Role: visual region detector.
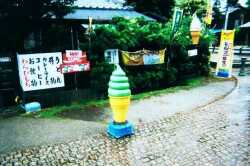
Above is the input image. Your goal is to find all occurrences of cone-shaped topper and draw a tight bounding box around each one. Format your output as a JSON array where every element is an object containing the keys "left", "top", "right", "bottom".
[
  {"left": 108, "top": 65, "right": 131, "bottom": 97},
  {"left": 190, "top": 14, "right": 202, "bottom": 32}
]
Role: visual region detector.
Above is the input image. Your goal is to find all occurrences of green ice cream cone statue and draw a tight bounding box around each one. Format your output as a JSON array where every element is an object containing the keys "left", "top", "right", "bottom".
[{"left": 107, "top": 64, "right": 134, "bottom": 138}]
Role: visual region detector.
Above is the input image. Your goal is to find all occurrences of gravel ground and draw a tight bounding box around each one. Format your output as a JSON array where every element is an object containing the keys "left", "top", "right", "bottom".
[
  {"left": 0, "top": 74, "right": 249, "bottom": 165},
  {"left": 0, "top": 118, "right": 106, "bottom": 154},
  {"left": 0, "top": 77, "right": 236, "bottom": 155},
  {"left": 126, "top": 80, "right": 236, "bottom": 123}
]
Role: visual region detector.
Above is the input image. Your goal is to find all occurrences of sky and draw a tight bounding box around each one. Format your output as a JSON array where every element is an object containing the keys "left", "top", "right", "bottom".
[
  {"left": 238, "top": 0, "right": 247, "bottom": 7},
  {"left": 212, "top": 0, "right": 247, "bottom": 8}
]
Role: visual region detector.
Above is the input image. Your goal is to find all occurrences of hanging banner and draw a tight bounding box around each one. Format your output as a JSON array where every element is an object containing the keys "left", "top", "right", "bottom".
[
  {"left": 121, "top": 49, "right": 165, "bottom": 66},
  {"left": 204, "top": 0, "right": 212, "bottom": 25},
  {"left": 122, "top": 50, "right": 144, "bottom": 66},
  {"left": 143, "top": 49, "right": 165, "bottom": 65},
  {"left": 61, "top": 50, "right": 90, "bottom": 73},
  {"left": 104, "top": 49, "right": 119, "bottom": 64},
  {"left": 172, "top": 7, "right": 183, "bottom": 34},
  {"left": 216, "top": 30, "right": 235, "bottom": 78},
  {"left": 17, "top": 52, "right": 65, "bottom": 91}
]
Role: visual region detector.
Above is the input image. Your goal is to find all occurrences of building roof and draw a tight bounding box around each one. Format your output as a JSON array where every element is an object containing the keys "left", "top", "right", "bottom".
[
  {"left": 63, "top": 0, "right": 154, "bottom": 23},
  {"left": 63, "top": 8, "right": 154, "bottom": 22},
  {"left": 74, "top": 0, "right": 130, "bottom": 9},
  {"left": 240, "top": 22, "right": 250, "bottom": 28}
]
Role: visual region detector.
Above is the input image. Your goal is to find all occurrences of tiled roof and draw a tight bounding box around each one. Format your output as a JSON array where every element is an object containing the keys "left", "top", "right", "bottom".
[
  {"left": 74, "top": 0, "right": 131, "bottom": 10},
  {"left": 64, "top": 8, "right": 154, "bottom": 22}
]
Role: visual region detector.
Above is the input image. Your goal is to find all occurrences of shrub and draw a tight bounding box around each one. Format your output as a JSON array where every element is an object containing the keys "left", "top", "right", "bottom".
[{"left": 80, "top": 17, "right": 213, "bottom": 96}]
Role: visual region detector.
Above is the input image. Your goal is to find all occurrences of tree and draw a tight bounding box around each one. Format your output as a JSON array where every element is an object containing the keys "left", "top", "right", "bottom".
[
  {"left": 227, "top": 0, "right": 239, "bottom": 6},
  {"left": 176, "top": 0, "right": 207, "bottom": 17},
  {"left": 125, "top": 0, "right": 175, "bottom": 22},
  {"left": 214, "top": 0, "right": 221, "bottom": 9},
  {"left": 0, "top": 0, "right": 75, "bottom": 52},
  {"left": 212, "top": 0, "right": 224, "bottom": 29},
  {"left": 246, "top": 0, "right": 250, "bottom": 8}
]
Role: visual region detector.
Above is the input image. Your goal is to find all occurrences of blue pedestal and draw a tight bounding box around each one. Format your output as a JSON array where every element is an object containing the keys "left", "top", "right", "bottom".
[
  {"left": 24, "top": 102, "right": 41, "bottom": 113},
  {"left": 216, "top": 71, "right": 229, "bottom": 78},
  {"left": 107, "top": 121, "right": 134, "bottom": 139}
]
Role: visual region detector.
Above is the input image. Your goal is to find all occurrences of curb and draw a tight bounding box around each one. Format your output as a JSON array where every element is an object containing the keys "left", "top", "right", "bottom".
[{"left": 193, "top": 75, "right": 238, "bottom": 111}]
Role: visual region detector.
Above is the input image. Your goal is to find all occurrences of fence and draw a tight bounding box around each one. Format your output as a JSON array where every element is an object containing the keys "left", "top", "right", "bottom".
[{"left": 209, "top": 46, "right": 250, "bottom": 66}]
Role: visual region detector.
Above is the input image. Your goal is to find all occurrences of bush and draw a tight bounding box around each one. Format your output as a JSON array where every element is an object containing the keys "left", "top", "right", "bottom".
[{"left": 80, "top": 17, "right": 213, "bottom": 96}]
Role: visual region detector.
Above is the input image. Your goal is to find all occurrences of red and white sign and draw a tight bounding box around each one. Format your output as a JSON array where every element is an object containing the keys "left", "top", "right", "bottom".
[{"left": 61, "top": 50, "right": 90, "bottom": 73}]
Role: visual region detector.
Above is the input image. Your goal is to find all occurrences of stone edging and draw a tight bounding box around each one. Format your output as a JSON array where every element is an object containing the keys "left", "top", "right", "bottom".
[{"left": 193, "top": 76, "right": 238, "bottom": 111}]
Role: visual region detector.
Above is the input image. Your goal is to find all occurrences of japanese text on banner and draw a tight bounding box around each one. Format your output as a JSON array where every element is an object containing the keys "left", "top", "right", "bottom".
[
  {"left": 17, "top": 52, "right": 65, "bottom": 91},
  {"left": 216, "top": 30, "right": 235, "bottom": 78}
]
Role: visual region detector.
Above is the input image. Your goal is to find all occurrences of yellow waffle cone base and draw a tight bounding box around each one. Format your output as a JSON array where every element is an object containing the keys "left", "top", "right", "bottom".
[
  {"left": 191, "top": 31, "right": 201, "bottom": 45},
  {"left": 109, "top": 96, "right": 130, "bottom": 123}
]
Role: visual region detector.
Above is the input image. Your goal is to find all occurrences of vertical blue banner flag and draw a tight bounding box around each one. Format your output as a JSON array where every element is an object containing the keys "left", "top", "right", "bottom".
[{"left": 172, "top": 7, "right": 183, "bottom": 34}]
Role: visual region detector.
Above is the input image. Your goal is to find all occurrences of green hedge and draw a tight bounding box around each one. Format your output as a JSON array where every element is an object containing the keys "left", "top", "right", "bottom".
[{"left": 80, "top": 17, "right": 214, "bottom": 97}]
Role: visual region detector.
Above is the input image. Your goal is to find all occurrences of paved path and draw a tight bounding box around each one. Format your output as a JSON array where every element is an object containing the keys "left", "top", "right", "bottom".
[
  {"left": 1, "top": 74, "right": 249, "bottom": 165},
  {"left": 0, "top": 79, "right": 235, "bottom": 154},
  {"left": 127, "top": 81, "right": 235, "bottom": 123}
]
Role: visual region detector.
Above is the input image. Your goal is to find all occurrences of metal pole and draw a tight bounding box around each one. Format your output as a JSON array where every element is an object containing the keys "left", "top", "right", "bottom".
[
  {"left": 70, "top": 26, "right": 74, "bottom": 50},
  {"left": 70, "top": 26, "right": 78, "bottom": 94},
  {"left": 239, "top": 57, "right": 247, "bottom": 76},
  {"left": 76, "top": 30, "right": 80, "bottom": 50},
  {"left": 224, "top": 6, "right": 229, "bottom": 30},
  {"left": 224, "top": 5, "right": 229, "bottom": 30}
]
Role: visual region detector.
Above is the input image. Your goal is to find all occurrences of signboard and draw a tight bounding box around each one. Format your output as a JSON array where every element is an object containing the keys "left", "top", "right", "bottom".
[
  {"left": 121, "top": 49, "right": 165, "bottom": 66},
  {"left": 143, "top": 49, "right": 165, "bottom": 65},
  {"left": 188, "top": 49, "right": 198, "bottom": 56},
  {"left": 216, "top": 30, "right": 235, "bottom": 78},
  {"left": 17, "top": 52, "right": 65, "bottom": 91},
  {"left": 61, "top": 50, "right": 90, "bottom": 73},
  {"left": 204, "top": 0, "right": 212, "bottom": 25},
  {"left": 104, "top": 49, "right": 119, "bottom": 64},
  {"left": 0, "top": 57, "right": 11, "bottom": 62},
  {"left": 172, "top": 7, "right": 183, "bottom": 34}
]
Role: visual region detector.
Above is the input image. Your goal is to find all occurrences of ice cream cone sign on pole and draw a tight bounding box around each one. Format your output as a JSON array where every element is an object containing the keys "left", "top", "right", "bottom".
[
  {"left": 190, "top": 14, "right": 202, "bottom": 45},
  {"left": 107, "top": 64, "right": 134, "bottom": 138}
]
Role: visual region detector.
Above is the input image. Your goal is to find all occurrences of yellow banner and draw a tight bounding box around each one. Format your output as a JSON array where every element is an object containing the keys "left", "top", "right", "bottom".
[
  {"left": 121, "top": 49, "right": 165, "bottom": 66},
  {"left": 216, "top": 30, "right": 235, "bottom": 78},
  {"left": 121, "top": 50, "right": 144, "bottom": 66},
  {"left": 204, "top": 0, "right": 212, "bottom": 25}
]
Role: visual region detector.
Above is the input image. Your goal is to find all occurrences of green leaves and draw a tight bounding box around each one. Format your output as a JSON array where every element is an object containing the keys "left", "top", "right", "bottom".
[{"left": 85, "top": 16, "right": 211, "bottom": 96}]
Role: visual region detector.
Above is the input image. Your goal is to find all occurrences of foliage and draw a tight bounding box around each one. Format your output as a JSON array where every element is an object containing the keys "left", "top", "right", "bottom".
[
  {"left": 176, "top": 0, "right": 207, "bottom": 17},
  {"left": 247, "top": 0, "right": 250, "bottom": 8},
  {"left": 227, "top": 0, "right": 239, "bottom": 6},
  {"left": 125, "top": 0, "right": 175, "bottom": 21},
  {"left": 80, "top": 17, "right": 212, "bottom": 96},
  {"left": 35, "top": 76, "right": 212, "bottom": 118},
  {"left": 89, "top": 62, "right": 114, "bottom": 97},
  {"left": 0, "top": 0, "right": 75, "bottom": 52},
  {"left": 212, "top": 3, "right": 224, "bottom": 29}
]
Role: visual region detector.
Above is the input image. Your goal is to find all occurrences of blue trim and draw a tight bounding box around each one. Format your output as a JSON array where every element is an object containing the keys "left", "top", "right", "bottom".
[
  {"left": 217, "top": 71, "right": 229, "bottom": 78},
  {"left": 107, "top": 121, "right": 134, "bottom": 138},
  {"left": 210, "top": 29, "right": 222, "bottom": 33}
]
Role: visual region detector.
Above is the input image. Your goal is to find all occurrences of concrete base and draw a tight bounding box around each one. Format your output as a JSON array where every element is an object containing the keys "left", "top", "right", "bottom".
[{"left": 107, "top": 121, "right": 134, "bottom": 139}]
